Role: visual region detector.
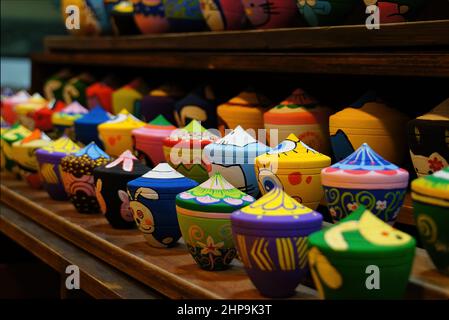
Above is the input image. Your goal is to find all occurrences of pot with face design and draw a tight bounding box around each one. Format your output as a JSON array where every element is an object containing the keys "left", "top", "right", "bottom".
[
  {"left": 204, "top": 126, "right": 270, "bottom": 197},
  {"left": 255, "top": 133, "right": 331, "bottom": 210},
  {"left": 363, "top": 0, "right": 425, "bottom": 24},
  {"left": 412, "top": 167, "right": 449, "bottom": 274},
  {"left": 12, "top": 129, "right": 51, "bottom": 189},
  {"left": 242, "top": 0, "right": 300, "bottom": 29},
  {"left": 308, "top": 206, "right": 416, "bottom": 299},
  {"left": 231, "top": 187, "right": 323, "bottom": 297},
  {"left": 407, "top": 99, "right": 449, "bottom": 178},
  {"left": 200, "top": 0, "right": 247, "bottom": 31},
  {"left": 296, "top": 0, "right": 359, "bottom": 27},
  {"left": 94, "top": 150, "right": 150, "bottom": 229},
  {"left": 321, "top": 143, "right": 409, "bottom": 224},
  {"left": 127, "top": 163, "right": 198, "bottom": 247},
  {"left": 176, "top": 172, "right": 255, "bottom": 270}
]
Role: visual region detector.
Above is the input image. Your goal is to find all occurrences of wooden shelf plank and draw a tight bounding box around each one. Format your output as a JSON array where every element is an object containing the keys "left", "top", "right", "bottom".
[
  {"left": 31, "top": 52, "right": 449, "bottom": 78},
  {"left": 0, "top": 205, "right": 161, "bottom": 299},
  {"left": 45, "top": 20, "right": 449, "bottom": 52},
  {"left": 1, "top": 174, "right": 447, "bottom": 299}
]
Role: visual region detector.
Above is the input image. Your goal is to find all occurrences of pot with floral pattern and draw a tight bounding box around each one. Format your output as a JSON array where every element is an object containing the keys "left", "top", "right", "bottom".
[
  {"left": 231, "top": 187, "right": 322, "bottom": 297},
  {"left": 1, "top": 123, "right": 31, "bottom": 175},
  {"left": 93, "top": 150, "right": 150, "bottom": 229},
  {"left": 127, "top": 163, "right": 198, "bottom": 247},
  {"left": 308, "top": 206, "right": 416, "bottom": 299},
  {"left": 12, "top": 129, "right": 52, "bottom": 188},
  {"left": 36, "top": 136, "right": 80, "bottom": 200},
  {"left": 412, "top": 167, "right": 449, "bottom": 274},
  {"left": 60, "top": 142, "right": 111, "bottom": 213},
  {"left": 321, "top": 143, "right": 409, "bottom": 224},
  {"left": 255, "top": 133, "right": 331, "bottom": 210},
  {"left": 176, "top": 172, "right": 255, "bottom": 271}
]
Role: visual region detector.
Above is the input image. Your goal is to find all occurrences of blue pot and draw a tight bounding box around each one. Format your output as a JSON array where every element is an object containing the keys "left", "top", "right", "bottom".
[{"left": 74, "top": 106, "right": 112, "bottom": 148}]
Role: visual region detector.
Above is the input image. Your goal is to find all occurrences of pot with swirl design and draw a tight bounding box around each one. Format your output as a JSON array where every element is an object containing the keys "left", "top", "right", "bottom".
[
  {"left": 176, "top": 172, "right": 255, "bottom": 271},
  {"left": 411, "top": 167, "right": 449, "bottom": 274},
  {"left": 321, "top": 143, "right": 409, "bottom": 225}
]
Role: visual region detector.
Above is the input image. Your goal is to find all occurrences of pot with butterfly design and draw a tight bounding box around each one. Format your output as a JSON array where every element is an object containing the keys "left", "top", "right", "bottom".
[
  {"left": 255, "top": 133, "right": 331, "bottom": 210},
  {"left": 127, "top": 163, "right": 198, "bottom": 247},
  {"left": 308, "top": 206, "right": 415, "bottom": 299},
  {"left": 321, "top": 143, "right": 409, "bottom": 224},
  {"left": 60, "top": 142, "right": 111, "bottom": 213},
  {"left": 94, "top": 150, "right": 150, "bottom": 229}
]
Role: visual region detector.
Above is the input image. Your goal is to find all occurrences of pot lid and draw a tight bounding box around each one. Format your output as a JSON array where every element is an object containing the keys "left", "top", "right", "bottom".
[
  {"left": 72, "top": 142, "right": 110, "bottom": 160},
  {"left": 330, "top": 92, "right": 409, "bottom": 130},
  {"left": 75, "top": 106, "right": 112, "bottom": 125},
  {"left": 97, "top": 150, "right": 149, "bottom": 176},
  {"left": 412, "top": 167, "right": 449, "bottom": 205},
  {"left": 308, "top": 206, "right": 415, "bottom": 260},
  {"left": 321, "top": 143, "right": 409, "bottom": 189},
  {"left": 264, "top": 88, "right": 330, "bottom": 125},
  {"left": 176, "top": 172, "right": 254, "bottom": 213},
  {"left": 1, "top": 123, "right": 31, "bottom": 143},
  {"left": 14, "top": 129, "right": 51, "bottom": 148},
  {"left": 98, "top": 109, "right": 146, "bottom": 130},
  {"left": 231, "top": 187, "right": 322, "bottom": 230},
  {"left": 15, "top": 93, "right": 47, "bottom": 112},
  {"left": 256, "top": 133, "right": 331, "bottom": 170},
  {"left": 127, "top": 163, "right": 198, "bottom": 194},
  {"left": 61, "top": 142, "right": 110, "bottom": 174},
  {"left": 37, "top": 136, "right": 80, "bottom": 154},
  {"left": 59, "top": 101, "right": 89, "bottom": 115},
  {"left": 3, "top": 90, "right": 30, "bottom": 105},
  {"left": 204, "top": 126, "right": 270, "bottom": 163},
  {"left": 417, "top": 98, "right": 449, "bottom": 121},
  {"left": 164, "top": 119, "right": 219, "bottom": 147}
]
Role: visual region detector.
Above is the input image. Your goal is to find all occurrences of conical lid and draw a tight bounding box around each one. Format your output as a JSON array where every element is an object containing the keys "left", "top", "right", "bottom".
[{"left": 412, "top": 167, "right": 449, "bottom": 206}]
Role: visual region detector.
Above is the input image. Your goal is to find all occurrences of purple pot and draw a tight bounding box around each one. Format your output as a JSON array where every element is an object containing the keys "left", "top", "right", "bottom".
[{"left": 231, "top": 187, "right": 322, "bottom": 298}]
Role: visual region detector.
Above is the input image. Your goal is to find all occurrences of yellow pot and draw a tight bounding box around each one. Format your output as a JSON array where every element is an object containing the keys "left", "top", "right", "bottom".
[
  {"left": 111, "top": 78, "right": 148, "bottom": 115},
  {"left": 255, "top": 133, "right": 331, "bottom": 210},
  {"left": 15, "top": 93, "right": 47, "bottom": 130},
  {"left": 98, "top": 109, "right": 146, "bottom": 157},
  {"left": 1, "top": 124, "right": 31, "bottom": 175}
]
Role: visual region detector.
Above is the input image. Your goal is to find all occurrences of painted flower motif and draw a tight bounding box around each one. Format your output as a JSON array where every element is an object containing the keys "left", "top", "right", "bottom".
[
  {"left": 376, "top": 200, "right": 387, "bottom": 211},
  {"left": 242, "top": 195, "right": 255, "bottom": 202},
  {"left": 179, "top": 192, "right": 195, "bottom": 200},
  {"left": 347, "top": 202, "right": 358, "bottom": 212},
  {"left": 197, "top": 236, "right": 224, "bottom": 256},
  {"left": 329, "top": 208, "right": 337, "bottom": 218},
  {"left": 223, "top": 198, "right": 243, "bottom": 206},
  {"left": 428, "top": 157, "right": 444, "bottom": 172},
  {"left": 197, "top": 195, "right": 220, "bottom": 204}
]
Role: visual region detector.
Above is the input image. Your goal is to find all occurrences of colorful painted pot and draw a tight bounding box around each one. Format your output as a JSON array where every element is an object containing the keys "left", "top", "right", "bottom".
[
  {"left": 321, "top": 143, "right": 409, "bottom": 224},
  {"left": 43, "top": 69, "right": 72, "bottom": 102},
  {"left": 128, "top": 163, "right": 198, "bottom": 247},
  {"left": 51, "top": 101, "right": 89, "bottom": 139},
  {"left": 255, "top": 133, "right": 331, "bottom": 210},
  {"left": 62, "top": 73, "right": 95, "bottom": 106},
  {"left": 98, "top": 109, "right": 146, "bottom": 157},
  {"left": 141, "top": 84, "right": 184, "bottom": 123},
  {"left": 36, "top": 137, "right": 80, "bottom": 200},
  {"left": 32, "top": 100, "right": 66, "bottom": 132},
  {"left": 231, "top": 187, "right": 322, "bottom": 297},
  {"left": 60, "top": 142, "right": 111, "bottom": 213},
  {"left": 308, "top": 206, "right": 415, "bottom": 299},
  {"left": 412, "top": 167, "right": 449, "bottom": 274},
  {"left": 12, "top": 130, "right": 51, "bottom": 189},
  {"left": 242, "top": 0, "right": 300, "bottom": 29},
  {"left": 164, "top": 0, "right": 208, "bottom": 32},
  {"left": 199, "top": 0, "right": 246, "bottom": 31},
  {"left": 15, "top": 93, "right": 48, "bottom": 130},
  {"left": 1, "top": 124, "right": 31, "bottom": 175},
  {"left": 363, "top": 0, "right": 425, "bottom": 24},
  {"left": 111, "top": 78, "right": 148, "bottom": 116},
  {"left": 408, "top": 98, "right": 449, "bottom": 178},
  {"left": 133, "top": 0, "right": 170, "bottom": 33},
  {"left": 110, "top": 0, "right": 141, "bottom": 35},
  {"left": 329, "top": 92, "right": 409, "bottom": 164},
  {"left": 204, "top": 126, "right": 270, "bottom": 197},
  {"left": 132, "top": 114, "right": 177, "bottom": 166},
  {"left": 264, "top": 88, "right": 332, "bottom": 154},
  {"left": 176, "top": 172, "right": 255, "bottom": 270},
  {"left": 86, "top": 76, "right": 121, "bottom": 113},
  {"left": 174, "top": 85, "right": 217, "bottom": 129},
  {"left": 217, "top": 89, "right": 271, "bottom": 139},
  {"left": 1, "top": 90, "right": 30, "bottom": 125},
  {"left": 296, "top": 0, "right": 359, "bottom": 27},
  {"left": 74, "top": 106, "right": 112, "bottom": 148},
  {"left": 163, "top": 120, "right": 219, "bottom": 183},
  {"left": 93, "top": 150, "right": 150, "bottom": 229}
]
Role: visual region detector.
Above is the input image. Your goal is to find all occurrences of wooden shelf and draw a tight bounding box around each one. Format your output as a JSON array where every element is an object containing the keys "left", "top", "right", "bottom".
[
  {"left": 45, "top": 20, "right": 449, "bottom": 52},
  {"left": 1, "top": 174, "right": 448, "bottom": 299}
]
